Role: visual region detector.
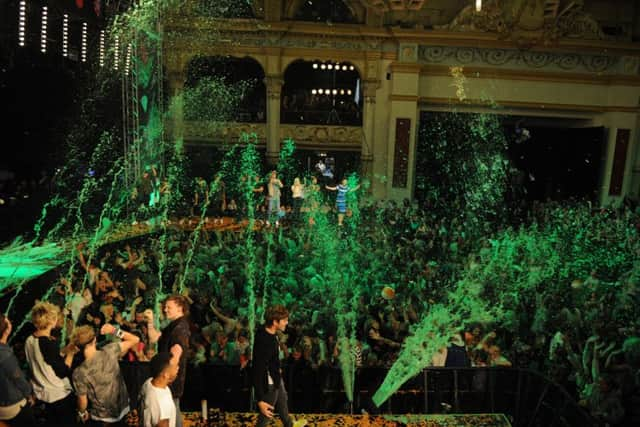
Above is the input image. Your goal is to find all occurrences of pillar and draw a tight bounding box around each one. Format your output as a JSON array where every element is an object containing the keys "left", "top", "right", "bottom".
[
  {"left": 264, "top": 75, "right": 284, "bottom": 166},
  {"left": 361, "top": 79, "right": 379, "bottom": 178}
]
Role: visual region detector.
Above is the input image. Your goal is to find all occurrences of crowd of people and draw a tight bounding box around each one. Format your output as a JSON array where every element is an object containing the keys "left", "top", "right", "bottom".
[{"left": 1, "top": 160, "right": 640, "bottom": 426}]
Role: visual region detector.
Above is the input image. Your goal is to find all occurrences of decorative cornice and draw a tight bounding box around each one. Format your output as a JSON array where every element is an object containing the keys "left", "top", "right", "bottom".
[
  {"left": 389, "top": 62, "right": 422, "bottom": 73},
  {"left": 162, "top": 17, "right": 640, "bottom": 57},
  {"left": 419, "top": 97, "right": 640, "bottom": 114},
  {"left": 390, "top": 94, "right": 419, "bottom": 102},
  {"left": 419, "top": 65, "right": 640, "bottom": 87},
  {"left": 280, "top": 124, "right": 362, "bottom": 148},
  {"left": 418, "top": 46, "right": 630, "bottom": 75}
]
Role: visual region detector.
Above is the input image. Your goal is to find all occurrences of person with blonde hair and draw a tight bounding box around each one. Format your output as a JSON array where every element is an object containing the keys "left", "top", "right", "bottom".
[
  {"left": 71, "top": 323, "right": 139, "bottom": 425},
  {"left": 24, "top": 301, "right": 77, "bottom": 426}
]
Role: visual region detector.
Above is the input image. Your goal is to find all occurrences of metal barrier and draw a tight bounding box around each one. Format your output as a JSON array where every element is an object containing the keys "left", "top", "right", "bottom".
[{"left": 120, "top": 363, "right": 597, "bottom": 427}]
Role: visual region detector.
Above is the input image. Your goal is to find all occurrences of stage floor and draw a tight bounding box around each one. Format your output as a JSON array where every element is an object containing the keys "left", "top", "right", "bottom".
[{"left": 168, "top": 412, "right": 512, "bottom": 426}]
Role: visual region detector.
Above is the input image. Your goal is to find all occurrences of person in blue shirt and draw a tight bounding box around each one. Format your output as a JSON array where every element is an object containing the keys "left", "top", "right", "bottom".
[{"left": 326, "top": 178, "right": 360, "bottom": 226}]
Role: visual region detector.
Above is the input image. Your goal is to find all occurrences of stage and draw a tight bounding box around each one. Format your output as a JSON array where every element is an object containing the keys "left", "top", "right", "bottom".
[{"left": 127, "top": 411, "right": 512, "bottom": 427}]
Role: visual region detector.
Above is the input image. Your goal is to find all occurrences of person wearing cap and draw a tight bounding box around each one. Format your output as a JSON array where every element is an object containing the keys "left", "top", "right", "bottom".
[
  {"left": 138, "top": 347, "right": 182, "bottom": 427},
  {"left": 71, "top": 323, "right": 140, "bottom": 425}
]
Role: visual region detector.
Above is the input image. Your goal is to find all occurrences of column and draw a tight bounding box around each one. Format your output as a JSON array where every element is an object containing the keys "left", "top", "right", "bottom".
[
  {"left": 166, "top": 72, "right": 185, "bottom": 143},
  {"left": 361, "top": 79, "right": 379, "bottom": 178},
  {"left": 264, "top": 75, "right": 284, "bottom": 166}
]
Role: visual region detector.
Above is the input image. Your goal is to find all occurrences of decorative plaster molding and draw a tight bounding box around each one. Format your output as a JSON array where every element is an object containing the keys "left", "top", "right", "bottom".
[
  {"left": 420, "top": 97, "right": 640, "bottom": 114},
  {"left": 184, "top": 122, "right": 267, "bottom": 142},
  {"left": 419, "top": 46, "right": 623, "bottom": 74},
  {"left": 280, "top": 124, "right": 362, "bottom": 146}
]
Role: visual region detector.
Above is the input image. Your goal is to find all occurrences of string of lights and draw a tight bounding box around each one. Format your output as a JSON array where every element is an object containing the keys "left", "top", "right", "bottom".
[
  {"left": 40, "top": 6, "right": 48, "bottom": 53},
  {"left": 18, "top": 1, "right": 26, "bottom": 47}
]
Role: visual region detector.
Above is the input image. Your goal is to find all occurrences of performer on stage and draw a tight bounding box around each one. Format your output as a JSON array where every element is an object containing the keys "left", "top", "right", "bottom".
[
  {"left": 326, "top": 178, "right": 360, "bottom": 226},
  {"left": 252, "top": 305, "right": 305, "bottom": 427}
]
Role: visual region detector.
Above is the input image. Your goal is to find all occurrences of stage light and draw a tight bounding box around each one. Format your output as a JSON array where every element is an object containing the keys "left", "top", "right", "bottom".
[
  {"left": 114, "top": 34, "right": 119, "bottom": 70},
  {"left": 342, "top": 65, "right": 347, "bottom": 71},
  {"left": 318, "top": 89, "right": 323, "bottom": 94},
  {"left": 349, "top": 65, "right": 355, "bottom": 71},
  {"left": 311, "top": 89, "right": 317, "bottom": 95},
  {"left": 81, "top": 22, "right": 87, "bottom": 62},
  {"left": 18, "top": 1, "right": 26, "bottom": 47},
  {"left": 40, "top": 6, "right": 48, "bottom": 53},
  {"left": 347, "top": 89, "right": 352, "bottom": 95},
  {"left": 99, "top": 30, "right": 105, "bottom": 67},
  {"left": 320, "top": 64, "right": 326, "bottom": 70},
  {"left": 332, "top": 89, "right": 337, "bottom": 95},
  {"left": 476, "top": 0, "right": 482, "bottom": 12},
  {"left": 335, "top": 63, "right": 340, "bottom": 69},
  {"left": 313, "top": 63, "right": 318, "bottom": 69},
  {"left": 340, "top": 89, "right": 345, "bottom": 95},
  {"left": 125, "top": 44, "right": 132, "bottom": 75},
  {"left": 327, "top": 64, "right": 333, "bottom": 70},
  {"left": 62, "top": 14, "right": 69, "bottom": 57}
]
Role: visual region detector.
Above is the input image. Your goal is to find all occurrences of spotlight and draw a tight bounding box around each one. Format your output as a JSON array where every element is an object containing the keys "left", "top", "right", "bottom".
[
  {"left": 313, "top": 63, "right": 318, "bottom": 69},
  {"left": 332, "top": 89, "right": 337, "bottom": 95},
  {"left": 335, "top": 63, "right": 340, "bottom": 69},
  {"left": 321, "top": 64, "right": 326, "bottom": 70},
  {"left": 327, "top": 64, "right": 333, "bottom": 70},
  {"left": 476, "top": 0, "right": 482, "bottom": 12},
  {"left": 81, "top": 22, "right": 88, "bottom": 63},
  {"left": 99, "top": 30, "right": 105, "bottom": 67},
  {"left": 347, "top": 89, "right": 352, "bottom": 95},
  {"left": 318, "top": 89, "right": 323, "bottom": 94},
  {"left": 62, "top": 14, "right": 68, "bottom": 57},
  {"left": 349, "top": 65, "right": 355, "bottom": 71},
  {"left": 114, "top": 34, "right": 119, "bottom": 70},
  {"left": 18, "top": 1, "right": 26, "bottom": 47},
  {"left": 325, "top": 89, "right": 330, "bottom": 95},
  {"left": 342, "top": 65, "right": 347, "bottom": 71},
  {"left": 40, "top": 6, "right": 48, "bottom": 53},
  {"left": 125, "top": 44, "right": 132, "bottom": 75},
  {"left": 340, "top": 89, "right": 345, "bottom": 95},
  {"left": 312, "top": 89, "right": 317, "bottom": 95}
]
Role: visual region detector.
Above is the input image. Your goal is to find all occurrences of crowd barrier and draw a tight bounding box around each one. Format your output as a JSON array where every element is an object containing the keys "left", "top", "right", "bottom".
[{"left": 120, "top": 363, "right": 596, "bottom": 427}]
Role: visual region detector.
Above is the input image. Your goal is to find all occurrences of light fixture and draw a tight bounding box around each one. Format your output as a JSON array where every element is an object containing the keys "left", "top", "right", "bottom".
[
  {"left": 113, "top": 34, "right": 119, "bottom": 70},
  {"left": 40, "top": 6, "right": 48, "bottom": 53},
  {"left": 476, "top": 0, "right": 482, "bottom": 12},
  {"left": 340, "top": 89, "right": 345, "bottom": 95},
  {"left": 335, "top": 63, "right": 340, "bottom": 69},
  {"left": 342, "top": 65, "right": 347, "bottom": 71},
  {"left": 81, "top": 22, "right": 87, "bottom": 62},
  {"left": 325, "top": 89, "right": 330, "bottom": 95},
  {"left": 349, "top": 65, "right": 355, "bottom": 71},
  {"left": 311, "top": 89, "right": 317, "bottom": 95},
  {"left": 318, "top": 89, "right": 323, "bottom": 94},
  {"left": 332, "top": 89, "right": 337, "bottom": 95},
  {"left": 18, "top": 1, "right": 26, "bottom": 47},
  {"left": 125, "top": 44, "right": 132, "bottom": 74},
  {"left": 99, "top": 30, "right": 105, "bottom": 67},
  {"left": 62, "top": 14, "right": 69, "bottom": 57},
  {"left": 321, "top": 64, "right": 326, "bottom": 70},
  {"left": 327, "top": 64, "right": 333, "bottom": 70},
  {"left": 347, "top": 89, "right": 352, "bottom": 95},
  {"left": 313, "top": 63, "right": 318, "bottom": 69}
]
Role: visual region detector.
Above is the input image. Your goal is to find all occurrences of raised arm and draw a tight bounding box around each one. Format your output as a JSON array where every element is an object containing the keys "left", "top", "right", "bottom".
[{"left": 100, "top": 323, "right": 140, "bottom": 356}]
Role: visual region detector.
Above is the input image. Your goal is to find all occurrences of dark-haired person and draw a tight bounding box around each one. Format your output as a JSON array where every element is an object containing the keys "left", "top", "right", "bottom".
[
  {"left": 252, "top": 305, "right": 306, "bottom": 427},
  {"left": 0, "top": 313, "right": 36, "bottom": 427},
  {"left": 71, "top": 323, "right": 140, "bottom": 426},
  {"left": 24, "top": 301, "right": 77, "bottom": 426},
  {"left": 147, "top": 295, "right": 190, "bottom": 427},
  {"left": 138, "top": 347, "right": 182, "bottom": 427}
]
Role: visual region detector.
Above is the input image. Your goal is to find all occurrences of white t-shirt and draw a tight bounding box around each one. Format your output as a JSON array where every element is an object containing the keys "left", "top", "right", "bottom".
[{"left": 139, "top": 378, "right": 176, "bottom": 427}]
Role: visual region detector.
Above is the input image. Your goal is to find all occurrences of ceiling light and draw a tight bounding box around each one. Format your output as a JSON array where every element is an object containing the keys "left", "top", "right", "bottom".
[
  {"left": 340, "top": 89, "right": 345, "bottom": 95},
  {"left": 327, "top": 64, "right": 333, "bottom": 70},
  {"left": 321, "top": 64, "right": 326, "bottom": 70},
  {"left": 342, "top": 65, "right": 347, "bottom": 71},
  {"left": 318, "top": 89, "right": 323, "bottom": 94},
  {"left": 313, "top": 63, "right": 318, "bottom": 69},
  {"left": 476, "top": 0, "right": 482, "bottom": 12},
  {"left": 311, "top": 89, "right": 317, "bottom": 95}
]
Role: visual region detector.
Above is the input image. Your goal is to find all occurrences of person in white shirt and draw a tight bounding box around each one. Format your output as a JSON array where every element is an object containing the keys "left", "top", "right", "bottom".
[{"left": 139, "top": 346, "right": 182, "bottom": 427}]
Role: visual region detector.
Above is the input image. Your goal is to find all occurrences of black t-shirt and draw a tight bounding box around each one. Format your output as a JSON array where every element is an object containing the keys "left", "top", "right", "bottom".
[{"left": 252, "top": 328, "right": 281, "bottom": 402}]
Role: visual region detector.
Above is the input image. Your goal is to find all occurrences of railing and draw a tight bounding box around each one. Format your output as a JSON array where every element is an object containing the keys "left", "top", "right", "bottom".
[
  {"left": 120, "top": 363, "right": 597, "bottom": 426},
  {"left": 281, "top": 110, "right": 362, "bottom": 126}
]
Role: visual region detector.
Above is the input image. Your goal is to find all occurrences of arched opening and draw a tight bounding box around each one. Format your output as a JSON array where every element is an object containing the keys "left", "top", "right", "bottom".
[
  {"left": 293, "top": 0, "right": 359, "bottom": 24},
  {"left": 281, "top": 59, "right": 362, "bottom": 126},
  {"left": 184, "top": 55, "right": 266, "bottom": 123}
]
